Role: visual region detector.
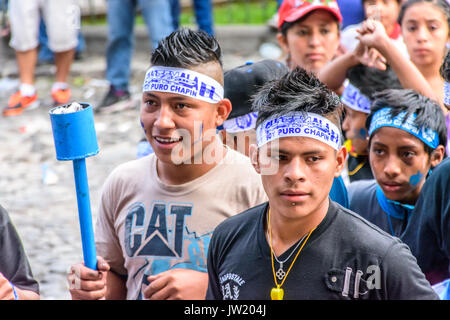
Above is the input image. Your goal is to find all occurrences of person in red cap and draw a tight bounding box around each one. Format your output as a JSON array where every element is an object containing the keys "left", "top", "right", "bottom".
[{"left": 276, "top": 0, "right": 343, "bottom": 74}]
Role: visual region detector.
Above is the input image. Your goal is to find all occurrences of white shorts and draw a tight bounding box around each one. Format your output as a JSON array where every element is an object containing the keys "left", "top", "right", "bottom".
[{"left": 9, "top": 0, "right": 80, "bottom": 52}]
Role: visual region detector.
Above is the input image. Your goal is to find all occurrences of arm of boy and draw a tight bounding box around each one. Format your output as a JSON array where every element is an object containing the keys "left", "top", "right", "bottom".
[
  {"left": 317, "top": 50, "right": 360, "bottom": 92},
  {"left": 317, "top": 39, "right": 387, "bottom": 93},
  {"left": 356, "top": 19, "right": 437, "bottom": 102},
  {"left": 144, "top": 269, "right": 208, "bottom": 300},
  {"left": 381, "top": 241, "right": 440, "bottom": 299}
]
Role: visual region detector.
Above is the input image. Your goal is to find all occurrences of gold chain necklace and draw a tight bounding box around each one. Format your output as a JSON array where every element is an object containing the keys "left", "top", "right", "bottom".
[
  {"left": 347, "top": 159, "right": 367, "bottom": 176},
  {"left": 268, "top": 208, "right": 315, "bottom": 300}
]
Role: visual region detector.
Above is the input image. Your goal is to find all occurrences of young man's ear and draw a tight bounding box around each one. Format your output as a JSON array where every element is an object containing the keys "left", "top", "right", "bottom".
[
  {"left": 249, "top": 144, "right": 261, "bottom": 174},
  {"left": 276, "top": 32, "right": 288, "bottom": 54},
  {"left": 430, "top": 145, "right": 445, "bottom": 168},
  {"left": 215, "top": 98, "right": 232, "bottom": 127},
  {"left": 334, "top": 145, "right": 348, "bottom": 178}
]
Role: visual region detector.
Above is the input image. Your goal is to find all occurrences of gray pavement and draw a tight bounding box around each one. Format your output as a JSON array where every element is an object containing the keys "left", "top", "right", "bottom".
[{"left": 0, "top": 25, "right": 281, "bottom": 299}]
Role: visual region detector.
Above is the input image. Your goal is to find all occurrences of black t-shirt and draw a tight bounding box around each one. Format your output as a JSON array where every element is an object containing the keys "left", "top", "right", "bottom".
[
  {"left": 206, "top": 200, "right": 438, "bottom": 300},
  {"left": 347, "top": 154, "right": 373, "bottom": 183},
  {"left": 0, "top": 205, "right": 39, "bottom": 294},
  {"left": 348, "top": 180, "right": 410, "bottom": 237},
  {"left": 401, "top": 158, "right": 450, "bottom": 285}
]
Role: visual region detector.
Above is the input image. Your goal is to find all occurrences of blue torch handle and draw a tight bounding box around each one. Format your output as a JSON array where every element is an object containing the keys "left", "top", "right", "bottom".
[{"left": 73, "top": 158, "right": 97, "bottom": 270}]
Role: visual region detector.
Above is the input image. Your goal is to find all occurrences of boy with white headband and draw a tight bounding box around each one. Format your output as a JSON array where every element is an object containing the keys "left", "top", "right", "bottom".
[
  {"left": 348, "top": 89, "right": 446, "bottom": 237},
  {"left": 206, "top": 68, "right": 437, "bottom": 300},
  {"left": 68, "top": 28, "right": 267, "bottom": 300}
]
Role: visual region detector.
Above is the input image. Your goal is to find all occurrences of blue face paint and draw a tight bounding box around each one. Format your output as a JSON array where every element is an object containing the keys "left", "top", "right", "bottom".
[
  {"left": 409, "top": 170, "right": 424, "bottom": 186},
  {"left": 193, "top": 122, "right": 204, "bottom": 144},
  {"left": 140, "top": 119, "right": 146, "bottom": 133},
  {"left": 359, "top": 128, "right": 367, "bottom": 139},
  {"left": 353, "top": 128, "right": 367, "bottom": 140}
]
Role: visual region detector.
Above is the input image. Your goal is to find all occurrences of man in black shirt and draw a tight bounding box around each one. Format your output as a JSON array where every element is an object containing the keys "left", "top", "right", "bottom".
[
  {"left": 401, "top": 158, "right": 450, "bottom": 286},
  {"left": 206, "top": 68, "right": 438, "bottom": 300},
  {"left": 0, "top": 205, "right": 39, "bottom": 300}
]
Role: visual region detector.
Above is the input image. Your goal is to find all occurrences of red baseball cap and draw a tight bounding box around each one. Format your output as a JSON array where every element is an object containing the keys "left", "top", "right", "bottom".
[{"left": 278, "top": 0, "right": 343, "bottom": 29}]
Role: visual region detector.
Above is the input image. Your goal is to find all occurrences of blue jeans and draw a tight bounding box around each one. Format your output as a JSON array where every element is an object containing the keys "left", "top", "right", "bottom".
[
  {"left": 106, "top": 0, "right": 174, "bottom": 91},
  {"left": 170, "top": 0, "right": 214, "bottom": 35}
]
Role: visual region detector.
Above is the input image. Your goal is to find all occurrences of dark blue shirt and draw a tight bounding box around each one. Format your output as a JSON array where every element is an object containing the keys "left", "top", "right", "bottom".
[
  {"left": 401, "top": 158, "right": 450, "bottom": 285},
  {"left": 348, "top": 180, "right": 411, "bottom": 237}
]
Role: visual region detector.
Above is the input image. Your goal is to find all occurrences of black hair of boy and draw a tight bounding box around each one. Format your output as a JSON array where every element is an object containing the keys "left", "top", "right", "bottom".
[
  {"left": 252, "top": 67, "right": 343, "bottom": 134},
  {"left": 366, "top": 89, "right": 447, "bottom": 156},
  {"left": 346, "top": 64, "right": 402, "bottom": 100},
  {"left": 151, "top": 28, "right": 223, "bottom": 68}
]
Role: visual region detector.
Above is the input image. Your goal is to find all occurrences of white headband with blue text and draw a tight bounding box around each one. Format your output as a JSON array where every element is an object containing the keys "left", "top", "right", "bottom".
[
  {"left": 341, "top": 82, "right": 371, "bottom": 114},
  {"left": 142, "top": 66, "right": 224, "bottom": 104},
  {"left": 256, "top": 112, "right": 341, "bottom": 150}
]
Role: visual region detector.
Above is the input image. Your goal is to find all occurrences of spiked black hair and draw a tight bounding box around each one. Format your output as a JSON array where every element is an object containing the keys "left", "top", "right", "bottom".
[
  {"left": 151, "top": 28, "right": 222, "bottom": 68},
  {"left": 252, "top": 67, "right": 343, "bottom": 136}
]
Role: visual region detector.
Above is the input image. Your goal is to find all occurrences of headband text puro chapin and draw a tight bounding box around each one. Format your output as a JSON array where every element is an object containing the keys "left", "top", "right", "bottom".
[
  {"left": 256, "top": 112, "right": 341, "bottom": 150},
  {"left": 142, "top": 66, "right": 224, "bottom": 104}
]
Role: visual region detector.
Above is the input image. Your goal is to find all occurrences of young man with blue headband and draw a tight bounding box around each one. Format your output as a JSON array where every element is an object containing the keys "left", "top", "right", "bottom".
[
  {"left": 206, "top": 68, "right": 438, "bottom": 300},
  {"left": 348, "top": 89, "right": 446, "bottom": 237}
]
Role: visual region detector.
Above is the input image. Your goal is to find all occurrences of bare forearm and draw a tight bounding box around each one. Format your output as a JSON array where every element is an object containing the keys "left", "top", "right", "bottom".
[
  {"left": 377, "top": 38, "right": 436, "bottom": 100},
  {"left": 189, "top": 271, "right": 208, "bottom": 300},
  {"left": 16, "top": 288, "right": 39, "bottom": 300}
]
